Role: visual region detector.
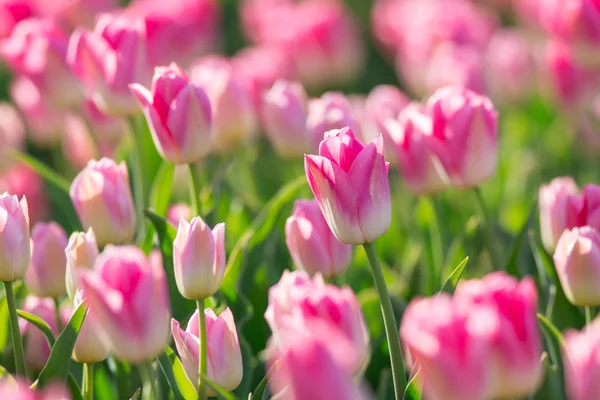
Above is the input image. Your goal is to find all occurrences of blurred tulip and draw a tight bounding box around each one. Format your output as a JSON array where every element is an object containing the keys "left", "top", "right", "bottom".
[
  {"left": 285, "top": 199, "right": 352, "bottom": 278},
  {"left": 167, "top": 203, "right": 192, "bottom": 226},
  {"left": 0, "top": 165, "right": 46, "bottom": 224},
  {"left": 455, "top": 272, "right": 543, "bottom": 398},
  {"left": 0, "top": 192, "right": 29, "bottom": 282},
  {"left": 68, "top": 15, "right": 151, "bottom": 116},
  {"left": 173, "top": 216, "right": 225, "bottom": 300},
  {"left": 25, "top": 222, "right": 68, "bottom": 298},
  {"left": 79, "top": 245, "right": 170, "bottom": 362},
  {"left": 361, "top": 85, "right": 409, "bottom": 144},
  {"left": 36, "top": 0, "right": 117, "bottom": 30},
  {"left": 306, "top": 92, "right": 360, "bottom": 152},
  {"left": 262, "top": 80, "right": 309, "bottom": 157},
  {"left": 385, "top": 104, "right": 448, "bottom": 195},
  {"left": 0, "top": 0, "right": 37, "bottom": 40},
  {"left": 171, "top": 308, "right": 243, "bottom": 393},
  {"left": 130, "top": 63, "right": 213, "bottom": 164},
  {"left": 305, "top": 127, "right": 390, "bottom": 245},
  {"left": 423, "top": 44, "right": 486, "bottom": 96},
  {"left": 0, "top": 378, "right": 69, "bottom": 399},
  {"left": 190, "top": 56, "right": 257, "bottom": 153},
  {"left": 70, "top": 158, "right": 135, "bottom": 246},
  {"left": 539, "top": 176, "right": 581, "bottom": 252},
  {"left": 72, "top": 289, "right": 110, "bottom": 364},
  {"left": 563, "top": 318, "right": 600, "bottom": 400},
  {"left": 0, "top": 102, "right": 25, "bottom": 169},
  {"left": 427, "top": 86, "right": 498, "bottom": 188},
  {"left": 19, "top": 296, "right": 58, "bottom": 371},
  {"left": 0, "top": 18, "right": 84, "bottom": 109},
  {"left": 63, "top": 115, "right": 99, "bottom": 170},
  {"left": 82, "top": 101, "right": 129, "bottom": 146},
  {"left": 554, "top": 226, "right": 600, "bottom": 306},
  {"left": 65, "top": 229, "right": 98, "bottom": 300},
  {"left": 539, "top": 0, "right": 600, "bottom": 48}
]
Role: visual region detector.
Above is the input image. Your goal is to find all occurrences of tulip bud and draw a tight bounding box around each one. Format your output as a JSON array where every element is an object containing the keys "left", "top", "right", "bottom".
[
  {"left": 190, "top": 56, "right": 257, "bottom": 153},
  {"left": 70, "top": 158, "right": 136, "bottom": 246},
  {"left": 427, "top": 85, "right": 498, "bottom": 188},
  {"left": 0, "top": 192, "right": 29, "bottom": 282},
  {"left": 285, "top": 199, "right": 352, "bottom": 278},
  {"left": 361, "top": 85, "right": 409, "bottom": 144},
  {"left": 82, "top": 100, "right": 129, "bottom": 146},
  {"left": 167, "top": 203, "right": 192, "bottom": 226},
  {"left": 65, "top": 229, "right": 98, "bottom": 300},
  {"left": 173, "top": 217, "right": 225, "bottom": 300},
  {"left": 306, "top": 92, "right": 360, "bottom": 151},
  {"left": 24, "top": 222, "right": 68, "bottom": 298},
  {"left": 63, "top": 115, "right": 99, "bottom": 170},
  {"left": 554, "top": 227, "right": 600, "bottom": 306},
  {"left": 563, "top": 318, "right": 600, "bottom": 400},
  {"left": 262, "top": 80, "right": 309, "bottom": 158},
  {"left": 455, "top": 272, "right": 543, "bottom": 398},
  {"left": 72, "top": 290, "right": 110, "bottom": 364},
  {"left": 19, "top": 296, "right": 58, "bottom": 371},
  {"left": 171, "top": 308, "right": 243, "bottom": 393},
  {"left": 304, "top": 127, "right": 390, "bottom": 245},
  {"left": 539, "top": 177, "right": 581, "bottom": 252},
  {"left": 0, "top": 166, "right": 46, "bottom": 224},
  {"left": 130, "top": 63, "right": 212, "bottom": 164},
  {"left": 79, "top": 245, "right": 171, "bottom": 362}
]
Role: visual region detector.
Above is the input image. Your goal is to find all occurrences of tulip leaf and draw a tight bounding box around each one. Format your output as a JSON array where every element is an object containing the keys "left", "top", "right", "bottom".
[
  {"left": 504, "top": 200, "right": 537, "bottom": 277},
  {"left": 250, "top": 360, "right": 279, "bottom": 400},
  {"left": 403, "top": 375, "right": 422, "bottom": 400},
  {"left": 129, "top": 388, "right": 141, "bottom": 400},
  {"left": 437, "top": 256, "right": 469, "bottom": 295},
  {"left": 37, "top": 303, "right": 87, "bottom": 388},
  {"left": 0, "top": 365, "right": 15, "bottom": 384},
  {"left": 17, "top": 309, "right": 56, "bottom": 347},
  {"left": 157, "top": 346, "right": 197, "bottom": 400},
  {"left": 141, "top": 162, "right": 175, "bottom": 254},
  {"left": 537, "top": 314, "right": 565, "bottom": 349},
  {"left": 199, "top": 373, "right": 238, "bottom": 400},
  {"left": 7, "top": 150, "right": 71, "bottom": 193},
  {"left": 67, "top": 373, "right": 84, "bottom": 400}
]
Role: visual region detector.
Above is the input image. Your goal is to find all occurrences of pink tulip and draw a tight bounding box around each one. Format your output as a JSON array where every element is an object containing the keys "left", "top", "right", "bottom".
[
  {"left": 0, "top": 165, "right": 46, "bottom": 224},
  {"left": 0, "top": 192, "right": 29, "bottom": 282},
  {"left": 68, "top": 15, "right": 151, "bottom": 116},
  {"left": 63, "top": 115, "right": 99, "bottom": 170},
  {"left": 385, "top": 103, "right": 449, "bottom": 195},
  {"left": 361, "top": 85, "right": 409, "bottom": 144},
  {"left": 306, "top": 92, "right": 360, "bottom": 152},
  {"left": 130, "top": 63, "right": 213, "bottom": 164},
  {"left": 539, "top": 177, "right": 581, "bottom": 251},
  {"left": 0, "top": 0, "right": 37, "bottom": 40},
  {"left": 455, "top": 272, "right": 543, "bottom": 398},
  {"left": 190, "top": 56, "right": 257, "bottom": 154},
  {"left": 285, "top": 199, "right": 352, "bottom": 278},
  {"left": 427, "top": 86, "right": 498, "bottom": 188},
  {"left": 0, "top": 378, "right": 69, "bottom": 399},
  {"left": 72, "top": 289, "right": 110, "bottom": 364},
  {"left": 400, "top": 294, "right": 497, "bottom": 400},
  {"left": 539, "top": 0, "right": 600, "bottom": 47},
  {"left": 305, "top": 127, "right": 390, "bottom": 245},
  {"left": 262, "top": 80, "right": 309, "bottom": 157},
  {"left": 79, "top": 245, "right": 170, "bottom": 362},
  {"left": 167, "top": 203, "right": 192, "bottom": 226},
  {"left": 554, "top": 227, "right": 600, "bottom": 306},
  {"left": 65, "top": 229, "right": 98, "bottom": 300},
  {"left": 0, "top": 102, "right": 25, "bottom": 169},
  {"left": 25, "top": 222, "right": 68, "bottom": 298},
  {"left": 35, "top": 0, "right": 117, "bottom": 30},
  {"left": 0, "top": 18, "right": 84, "bottom": 109},
  {"left": 173, "top": 216, "right": 225, "bottom": 300},
  {"left": 171, "top": 308, "right": 243, "bottom": 393},
  {"left": 70, "top": 158, "right": 136, "bottom": 246},
  {"left": 82, "top": 101, "right": 130, "bottom": 146},
  {"left": 19, "top": 296, "right": 58, "bottom": 371},
  {"left": 265, "top": 270, "right": 370, "bottom": 375},
  {"left": 563, "top": 318, "right": 600, "bottom": 400}
]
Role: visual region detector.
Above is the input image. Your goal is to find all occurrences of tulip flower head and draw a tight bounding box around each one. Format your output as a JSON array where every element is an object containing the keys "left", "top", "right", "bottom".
[
  {"left": 0, "top": 192, "right": 30, "bottom": 282},
  {"left": 25, "top": 222, "right": 68, "bottom": 298}
]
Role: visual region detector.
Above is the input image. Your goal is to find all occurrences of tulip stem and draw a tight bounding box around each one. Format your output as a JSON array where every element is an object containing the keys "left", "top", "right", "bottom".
[
  {"left": 53, "top": 297, "right": 63, "bottom": 333},
  {"left": 585, "top": 307, "right": 593, "bottom": 325},
  {"left": 197, "top": 299, "right": 208, "bottom": 400},
  {"left": 3, "top": 281, "right": 27, "bottom": 377},
  {"left": 83, "top": 363, "right": 94, "bottom": 400},
  {"left": 188, "top": 164, "right": 203, "bottom": 217},
  {"left": 139, "top": 362, "right": 157, "bottom": 400},
  {"left": 472, "top": 188, "right": 501, "bottom": 271},
  {"left": 362, "top": 242, "right": 406, "bottom": 399},
  {"left": 128, "top": 116, "right": 147, "bottom": 243}
]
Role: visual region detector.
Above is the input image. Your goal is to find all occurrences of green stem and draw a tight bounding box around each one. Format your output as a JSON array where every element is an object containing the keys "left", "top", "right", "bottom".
[
  {"left": 585, "top": 306, "right": 593, "bottom": 325},
  {"left": 53, "top": 297, "right": 63, "bottom": 333},
  {"left": 472, "top": 188, "right": 501, "bottom": 271},
  {"left": 128, "top": 116, "right": 147, "bottom": 243},
  {"left": 196, "top": 299, "right": 208, "bottom": 400},
  {"left": 83, "top": 363, "right": 94, "bottom": 400},
  {"left": 188, "top": 164, "right": 203, "bottom": 217},
  {"left": 139, "top": 362, "right": 157, "bottom": 400},
  {"left": 3, "top": 281, "right": 27, "bottom": 377},
  {"left": 362, "top": 242, "right": 406, "bottom": 399}
]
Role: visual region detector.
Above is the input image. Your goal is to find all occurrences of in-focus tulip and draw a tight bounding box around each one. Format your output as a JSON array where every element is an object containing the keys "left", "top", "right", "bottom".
[
  {"left": 65, "top": 229, "right": 98, "bottom": 300},
  {"left": 19, "top": 296, "right": 59, "bottom": 371},
  {"left": 285, "top": 199, "right": 352, "bottom": 278},
  {"left": 539, "top": 177, "right": 581, "bottom": 251},
  {"left": 262, "top": 80, "right": 309, "bottom": 157},
  {"left": 79, "top": 245, "right": 170, "bottom": 362},
  {"left": 171, "top": 308, "right": 243, "bottom": 393},
  {"left": 167, "top": 203, "right": 192, "bottom": 226},
  {"left": 563, "top": 318, "right": 600, "bottom": 400},
  {"left": 455, "top": 272, "right": 543, "bottom": 398},
  {"left": 361, "top": 85, "right": 409, "bottom": 144},
  {"left": 70, "top": 158, "right": 136, "bottom": 246},
  {"left": 72, "top": 289, "right": 110, "bottom": 364},
  {"left": 305, "top": 127, "right": 390, "bottom": 245},
  {"left": 554, "top": 226, "right": 600, "bottom": 306},
  {"left": 130, "top": 63, "right": 213, "bottom": 164},
  {"left": 68, "top": 15, "right": 151, "bottom": 116},
  {"left": 385, "top": 104, "right": 449, "bottom": 195},
  {"left": 25, "top": 222, "right": 68, "bottom": 298},
  {"left": 427, "top": 86, "right": 499, "bottom": 188},
  {"left": 0, "top": 192, "right": 29, "bottom": 282},
  {"left": 0, "top": 165, "right": 46, "bottom": 224},
  {"left": 306, "top": 92, "right": 360, "bottom": 152},
  {"left": 190, "top": 56, "right": 257, "bottom": 153},
  {"left": 173, "top": 216, "right": 225, "bottom": 300}
]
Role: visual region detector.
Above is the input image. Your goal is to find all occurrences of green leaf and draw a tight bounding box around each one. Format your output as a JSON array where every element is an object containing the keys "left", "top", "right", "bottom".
[
  {"left": 8, "top": 150, "right": 71, "bottom": 193},
  {"left": 437, "top": 256, "right": 469, "bottom": 295},
  {"left": 0, "top": 365, "right": 15, "bottom": 384},
  {"left": 537, "top": 314, "right": 566, "bottom": 349},
  {"left": 157, "top": 346, "right": 196, "bottom": 400},
  {"left": 37, "top": 303, "right": 87, "bottom": 388},
  {"left": 504, "top": 200, "right": 537, "bottom": 277},
  {"left": 129, "top": 388, "right": 141, "bottom": 400},
  {"left": 403, "top": 375, "right": 422, "bottom": 400},
  {"left": 17, "top": 310, "right": 56, "bottom": 347},
  {"left": 199, "top": 373, "right": 238, "bottom": 400},
  {"left": 141, "top": 162, "right": 175, "bottom": 254},
  {"left": 67, "top": 374, "right": 84, "bottom": 400}
]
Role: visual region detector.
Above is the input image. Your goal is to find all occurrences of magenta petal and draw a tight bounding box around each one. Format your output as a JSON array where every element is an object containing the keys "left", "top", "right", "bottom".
[{"left": 318, "top": 129, "right": 365, "bottom": 173}]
